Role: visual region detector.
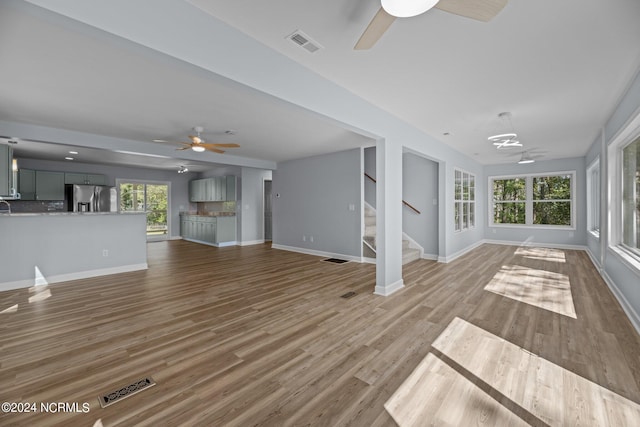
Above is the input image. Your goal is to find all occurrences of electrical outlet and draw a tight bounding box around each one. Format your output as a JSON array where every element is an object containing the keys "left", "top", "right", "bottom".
[
  {"left": 348, "top": 203, "right": 355, "bottom": 211},
  {"left": 102, "top": 249, "right": 109, "bottom": 257}
]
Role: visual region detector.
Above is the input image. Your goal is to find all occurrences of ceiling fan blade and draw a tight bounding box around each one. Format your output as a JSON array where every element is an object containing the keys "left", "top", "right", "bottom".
[
  {"left": 435, "top": 0, "right": 508, "bottom": 22},
  {"left": 354, "top": 7, "right": 396, "bottom": 50},
  {"left": 175, "top": 146, "right": 191, "bottom": 151},
  {"left": 205, "top": 146, "right": 225, "bottom": 154},
  {"left": 201, "top": 143, "right": 240, "bottom": 148}
]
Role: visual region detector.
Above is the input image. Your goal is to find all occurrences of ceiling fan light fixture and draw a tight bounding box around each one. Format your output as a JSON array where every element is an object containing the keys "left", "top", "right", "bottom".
[
  {"left": 381, "top": 0, "right": 439, "bottom": 18},
  {"left": 518, "top": 152, "right": 535, "bottom": 164},
  {"left": 191, "top": 145, "right": 205, "bottom": 152}
]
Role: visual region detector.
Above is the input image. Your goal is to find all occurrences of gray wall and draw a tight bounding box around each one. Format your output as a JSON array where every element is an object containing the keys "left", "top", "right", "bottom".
[
  {"left": 483, "top": 157, "right": 587, "bottom": 246},
  {"left": 403, "top": 152, "right": 439, "bottom": 256},
  {"left": 272, "top": 149, "right": 361, "bottom": 258},
  {"left": 15, "top": 157, "right": 192, "bottom": 238}
]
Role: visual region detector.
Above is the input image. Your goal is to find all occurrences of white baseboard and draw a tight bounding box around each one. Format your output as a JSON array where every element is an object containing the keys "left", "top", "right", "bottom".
[
  {"left": 421, "top": 253, "right": 438, "bottom": 261},
  {"left": 0, "top": 263, "right": 148, "bottom": 293},
  {"left": 169, "top": 236, "right": 183, "bottom": 241},
  {"left": 271, "top": 244, "right": 362, "bottom": 262},
  {"left": 482, "top": 239, "right": 587, "bottom": 251},
  {"left": 599, "top": 269, "right": 640, "bottom": 336},
  {"left": 438, "top": 240, "right": 485, "bottom": 263},
  {"left": 216, "top": 241, "right": 237, "bottom": 247},
  {"left": 238, "top": 239, "right": 265, "bottom": 246},
  {"left": 374, "top": 278, "right": 404, "bottom": 296},
  {"left": 362, "top": 256, "right": 376, "bottom": 264}
]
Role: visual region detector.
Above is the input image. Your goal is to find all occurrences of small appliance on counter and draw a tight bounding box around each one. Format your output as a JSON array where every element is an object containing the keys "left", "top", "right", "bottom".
[{"left": 65, "top": 184, "right": 117, "bottom": 212}]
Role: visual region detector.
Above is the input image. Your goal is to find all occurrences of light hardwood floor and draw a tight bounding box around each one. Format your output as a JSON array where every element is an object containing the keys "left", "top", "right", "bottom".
[{"left": 1, "top": 242, "right": 639, "bottom": 426}]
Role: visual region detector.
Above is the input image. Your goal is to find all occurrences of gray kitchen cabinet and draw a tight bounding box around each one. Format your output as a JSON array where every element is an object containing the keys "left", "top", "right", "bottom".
[
  {"left": 18, "top": 169, "right": 36, "bottom": 200},
  {"left": 188, "top": 176, "right": 236, "bottom": 202},
  {"left": 35, "top": 170, "right": 65, "bottom": 200},
  {"left": 0, "top": 144, "right": 13, "bottom": 197},
  {"left": 65, "top": 172, "right": 106, "bottom": 185},
  {"left": 216, "top": 216, "right": 236, "bottom": 242}
]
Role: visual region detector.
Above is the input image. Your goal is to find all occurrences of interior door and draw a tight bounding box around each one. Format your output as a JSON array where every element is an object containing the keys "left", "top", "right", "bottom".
[{"left": 264, "top": 180, "right": 272, "bottom": 241}]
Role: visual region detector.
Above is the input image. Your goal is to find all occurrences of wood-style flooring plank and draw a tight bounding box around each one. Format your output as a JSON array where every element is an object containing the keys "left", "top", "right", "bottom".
[{"left": 1, "top": 241, "right": 639, "bottom": 426}]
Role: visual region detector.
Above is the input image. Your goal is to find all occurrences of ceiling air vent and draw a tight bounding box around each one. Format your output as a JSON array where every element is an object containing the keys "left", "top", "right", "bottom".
[{"left": 286, "top": 30, "right": 323, "bottom": 53}]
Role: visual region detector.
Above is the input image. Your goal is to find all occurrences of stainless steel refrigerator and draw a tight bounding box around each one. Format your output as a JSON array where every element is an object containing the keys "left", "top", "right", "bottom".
[{"left": 66, "top": 184, "right": 117, "bottom": 212}]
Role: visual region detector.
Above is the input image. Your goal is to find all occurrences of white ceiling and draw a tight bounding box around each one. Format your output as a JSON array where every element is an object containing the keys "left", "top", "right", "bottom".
[{"left": 1, "top": 0, "right": 640, "bottom": 169}]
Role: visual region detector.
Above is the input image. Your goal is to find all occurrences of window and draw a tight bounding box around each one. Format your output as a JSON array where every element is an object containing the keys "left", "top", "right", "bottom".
[
  {"left": 489, "top": 172, "right": 574, "bottom": 228},
  {"left": 118, "top": 180, "right": 170, "bottom": 240},
  {"left": 622, "top": 136, "right": 640, "bottom": 255},
  {"left": 587, "top": 159, "right": 600, "bottom": 236},
  {"left": 455, "top": 168, "right": 475, "bottom": 232}
]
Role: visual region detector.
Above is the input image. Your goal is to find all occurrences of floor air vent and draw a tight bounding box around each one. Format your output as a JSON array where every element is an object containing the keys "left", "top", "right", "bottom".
[
  {"left": 341, "top": 291, "right": 357, "bottom": 299},
  {"left": 98, "top": 377, "right": 156, "bottom": 408},
  {"left": 324, "top": 258, "right": 349, "bottom": 264}
]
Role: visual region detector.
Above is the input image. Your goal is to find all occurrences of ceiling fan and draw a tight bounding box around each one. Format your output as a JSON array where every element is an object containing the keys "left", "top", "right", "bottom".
[
  {"left": 175, "top": 126, "right": 240, "bottom": 154},
  {"left": 504, "top": 149, "right": 547, "bottom": 164},
  {"left": 355, "top": 0, "right": 508, "bottom": 50}
]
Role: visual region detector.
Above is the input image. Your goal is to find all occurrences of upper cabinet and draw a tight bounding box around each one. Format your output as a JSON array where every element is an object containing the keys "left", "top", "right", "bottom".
[
  {"left": 35, "top": 171, "right": 65, "bottom": 200},
  {"left": 18, "top": 169, "right": 36, "bottom": 200},
  {"left": 0, "top": 144, "right": 14, "bottom": 197},
  {"left": 65, "top": 173, "right": 106, "bottom": 185},
  {"left": 189, "top": 176, "right": 236, "bottom": 202}
]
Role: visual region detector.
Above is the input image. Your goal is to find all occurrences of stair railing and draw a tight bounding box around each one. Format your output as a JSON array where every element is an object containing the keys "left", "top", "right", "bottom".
[{"left": 364, "top": 173, "right": 421, "bottom": 214}]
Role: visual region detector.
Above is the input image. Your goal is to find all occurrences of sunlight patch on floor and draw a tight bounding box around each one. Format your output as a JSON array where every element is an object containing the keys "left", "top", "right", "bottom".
[
  {"left": 1, "top": 304, "right": 19, "bottom": 313},
  {"left": 385, "top": 317, "right": 640, "bottom": 426},
  {"left": 515, "top": 247, "right": 566, "bottom": 263},
  {"left": 485, "top": 264, "right": 576, "bottom": 318}
]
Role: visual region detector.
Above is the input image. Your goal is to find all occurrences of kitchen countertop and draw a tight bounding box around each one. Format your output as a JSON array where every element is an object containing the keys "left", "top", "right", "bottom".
[{"left": 180, "top": 212, "right": 236, "bottom": 217}]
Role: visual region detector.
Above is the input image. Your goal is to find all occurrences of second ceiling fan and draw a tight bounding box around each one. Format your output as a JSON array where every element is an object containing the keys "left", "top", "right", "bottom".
[
  {"left": 354, "top": 0, "right": 508, "bottom": 50},
  {"left": 176, "top": 126, "right": 240, "bottom": 154}
]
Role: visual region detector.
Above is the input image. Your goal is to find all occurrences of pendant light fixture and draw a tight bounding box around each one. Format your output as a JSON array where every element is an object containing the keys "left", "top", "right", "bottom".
[
  {"left": 381, "top": 0, "right": 440, "bottom": 18},
  {"left": 488, "top": 112, "right": 522, "bottom": 149}
]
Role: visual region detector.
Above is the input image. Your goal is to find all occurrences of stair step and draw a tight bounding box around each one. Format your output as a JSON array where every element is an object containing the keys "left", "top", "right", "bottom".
[{"left": 402, "top": 247, "right": 421, "bottom": 265}]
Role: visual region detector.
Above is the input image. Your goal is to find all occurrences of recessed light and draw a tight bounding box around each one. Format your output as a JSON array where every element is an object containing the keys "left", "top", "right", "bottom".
[
  {"left": 443, "top": 132, "right": 450, "bottom": 136},
  {"left": 224, "top": 130, "right": 236, "bottom": 135},
  {"left": 152, "top": 139, "right": 167, "bottom": 143},
  {"left": 65, "top": 157, "right": 74, "bottom": 161},
  {"left": 69, "top": 151, "right": 78, "bottom": 155}
]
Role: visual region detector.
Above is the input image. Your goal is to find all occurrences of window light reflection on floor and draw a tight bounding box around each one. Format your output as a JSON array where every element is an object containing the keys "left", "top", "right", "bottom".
[
  {"left": 385, "top": 317, "right": 640, "bottom": 426},
  {"left": 515, "top": 246, "right": 566, "bottom": 263},
  {"left": 484, "top": 264, "right": 576, "bottom": 318}
]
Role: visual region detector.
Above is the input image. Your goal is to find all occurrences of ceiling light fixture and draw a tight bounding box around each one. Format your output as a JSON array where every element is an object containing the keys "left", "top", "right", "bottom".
[
  {"left": 488, "top": 112, "right": 522, "bottom": 149},
  {"left": 191, "top": 145, "right": 205, "bottom": 152},
  {"left": 381, "top": 0, "right": 439, "bottom": 17},
  {"left": 65, "top": 157, "right": 74, "bottom": 161},
  {"left": 518, "top": 152, "right": 535, "bottom": 164},
  {"left": 69, "top": 150, "right": 78, "bottom": 155},
  {"left": 178, "top": 165, "right": 189, "bottom": 174}
]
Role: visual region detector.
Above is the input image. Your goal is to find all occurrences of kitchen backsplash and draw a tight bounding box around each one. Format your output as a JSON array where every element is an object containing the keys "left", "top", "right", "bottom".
[
  {"left": 198, "top": 201, "right": 237, "bottom": 214},
  {"left": 9, "top": 200, "right": 65, "bottom": 213}
]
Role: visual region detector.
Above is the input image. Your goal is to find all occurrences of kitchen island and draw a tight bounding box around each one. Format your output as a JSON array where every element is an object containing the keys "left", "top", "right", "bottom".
[
  {"left": 180, "top": 212, "right": 237, "bottom": 247},
  {"left": 0, "top": 212, "right": 147, "bottom": 291}
]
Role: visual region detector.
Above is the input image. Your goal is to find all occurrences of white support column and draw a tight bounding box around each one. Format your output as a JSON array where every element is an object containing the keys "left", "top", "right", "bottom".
[{"left": 375, "top": 138, "right": 404, "bottom": 296}]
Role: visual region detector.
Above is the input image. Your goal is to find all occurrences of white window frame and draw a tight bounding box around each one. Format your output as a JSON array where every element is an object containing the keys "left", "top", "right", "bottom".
[
  {"left": 587, "top": 158, "right": 600, "bottom": 238},
  {"left": 488, "top": 171, "right": 576, "bottom": 229},
  {"left": 608, "top": 110, "right": 640, "bottom": 270},
  {"left": 454, "top": 168, "right": 475, "bottom": 233}
]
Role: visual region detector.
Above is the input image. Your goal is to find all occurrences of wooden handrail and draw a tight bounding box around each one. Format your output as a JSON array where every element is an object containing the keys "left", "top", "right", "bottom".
[{"left": 364, "top": 173, "right": 421, "bottom": 214}]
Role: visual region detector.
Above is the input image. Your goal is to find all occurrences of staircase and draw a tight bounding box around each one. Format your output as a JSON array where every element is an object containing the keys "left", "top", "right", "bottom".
[{"left": 363, "top": 204, "right": 421, "bottom": 264}]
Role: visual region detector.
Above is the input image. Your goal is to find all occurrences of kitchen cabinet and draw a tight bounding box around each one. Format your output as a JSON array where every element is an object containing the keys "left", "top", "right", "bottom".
[
  {"left": 0, "top": 144, "right": 13, "bottom": 197},
  {"left": 188, "top": 176, "right": 236, "bottom": 202},
  {"left": 180, "top": 214, "right": 236, "bottom": 245},
  {"left": 65, "top": 173, "right": 106, "bottom": 185},
  {"left": 18, "top": 169, "right": 36, "bottom": 200},
  {"left": 35, "top": 171, "right": 65, "bottom": 200}
]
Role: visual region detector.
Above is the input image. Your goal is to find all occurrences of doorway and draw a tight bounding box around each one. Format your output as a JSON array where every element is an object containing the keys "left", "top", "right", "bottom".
[
  {"left": 264, "top": 180, "right": 272, "bottom": 241},
  {"left": 118, "top": 181, "right": 170, "bottom": 240}
]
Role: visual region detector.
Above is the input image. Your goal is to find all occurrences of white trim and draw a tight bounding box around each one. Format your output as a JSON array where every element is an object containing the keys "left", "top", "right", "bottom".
[
  {"left": 438, "top": 239, "right": 485, "bottom": 263},
  {"left": 0, "top": 263, "right": 148, "bottom": 292},
  {"left": 584, "top": 247, "right": 602, "bottom": 271},
  {"left": 600, "top": 269, "right": 640, "bottom": 337},
  {"left": 421, "top": 253, "right": 438, "bottom": 261},
  {"left": 238, "top": 239, "right": 265, "bottom": 246},
  {"left": 482, "top": 239, "right": 587, "bottom": 251},
  {"left": 362, "top": 256, "right": 376, "bottom": 264},
  {"left": 169, "top": 236, "right": 183, "bottom": 240},
  {"left": 271, "top": 243, "right": 363, "bottom": 263},
  {"left": 608, "top": 246, "right": 640, "bottom": 277},
  {"left": 374, "top": 278, "right": 404, "bottom": 296}
]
